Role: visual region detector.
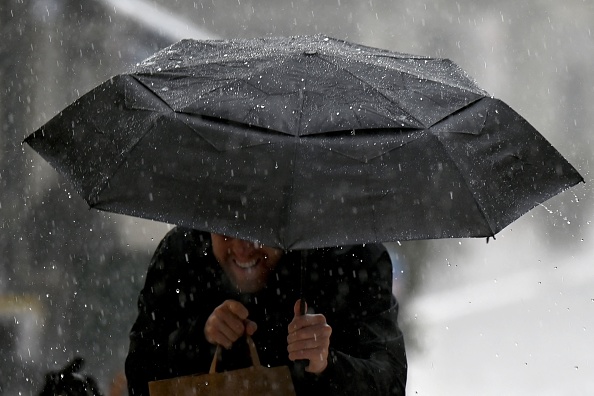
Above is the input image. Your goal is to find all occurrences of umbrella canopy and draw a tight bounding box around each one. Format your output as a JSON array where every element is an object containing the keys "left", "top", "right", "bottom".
[{"left": 24, "top": 35, "right": 583, "bottom": 250}]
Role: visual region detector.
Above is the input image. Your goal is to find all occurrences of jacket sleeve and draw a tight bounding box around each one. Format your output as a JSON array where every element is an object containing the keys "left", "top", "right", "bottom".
[
  {"left": 125, "top": 229, "right": 215, "bottom": 396},
  {"left": 296, "top": 245, "right": 407, "bottom": 395}
]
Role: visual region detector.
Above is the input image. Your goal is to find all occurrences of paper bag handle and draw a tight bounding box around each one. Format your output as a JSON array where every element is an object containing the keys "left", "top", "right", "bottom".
[{"left": 209, "top": 335, "right": 261, "bottom": 374}]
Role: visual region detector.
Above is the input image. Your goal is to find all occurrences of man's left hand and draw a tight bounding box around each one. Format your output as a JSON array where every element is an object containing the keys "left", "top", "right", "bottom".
[{"left": 287, "top": 300, "right": 332, "bottom": 374}]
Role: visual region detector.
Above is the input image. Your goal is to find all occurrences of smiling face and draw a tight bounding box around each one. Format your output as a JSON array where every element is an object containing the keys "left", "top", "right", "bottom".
[{"left": 210, "top": 233, "right": 284, "bottom": 293}]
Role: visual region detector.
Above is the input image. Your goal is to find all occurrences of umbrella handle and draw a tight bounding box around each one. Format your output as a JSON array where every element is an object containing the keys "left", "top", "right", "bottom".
[
  {"left": 299, "top": 250, "right": 308, "bottom": 315},
  {"left": 294, "top": 250, "right": 308, "bottom": 374}
]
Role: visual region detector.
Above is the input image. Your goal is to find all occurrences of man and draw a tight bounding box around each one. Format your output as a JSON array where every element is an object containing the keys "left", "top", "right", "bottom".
[{"left": 125, "top": 227, "right": 407, "bottom": 395}]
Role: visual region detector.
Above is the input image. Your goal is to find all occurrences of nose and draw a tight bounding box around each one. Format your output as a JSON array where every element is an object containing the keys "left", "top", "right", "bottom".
[{"left": 231, "top": 238, "right": 257, "bottom": 258}]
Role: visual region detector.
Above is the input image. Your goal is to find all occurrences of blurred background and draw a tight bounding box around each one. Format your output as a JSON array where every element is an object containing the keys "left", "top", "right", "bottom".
[{"left": 1, "top": 0, "right": 592, "bottom": 394}]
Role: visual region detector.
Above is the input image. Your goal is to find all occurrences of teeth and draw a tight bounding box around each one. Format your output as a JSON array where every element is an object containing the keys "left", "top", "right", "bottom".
[{"left": 234, "top": 259, "right": 257, "bottom": 269}]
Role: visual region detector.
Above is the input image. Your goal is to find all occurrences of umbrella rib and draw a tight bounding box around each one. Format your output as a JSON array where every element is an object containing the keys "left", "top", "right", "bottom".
[
  {"left": 317, "top": 55, "right": 426, "bottom": 127},
  {"left": 324, "top": 54, "right": 487, "bottom": 117},
  {"left": 280, "top": 136, "right": 300, "bottom": 249},
  {"left": 129, "top": 75, "right": 176, "bottom": 111},
  {"left": 431, "top": 133, "right": 497, "bottom": 237},
  {"left": 88, "top": 116, "right": 161, "bottom": 203},
  {"left": 381, "top": 57, "right": 487, "bottom": 95},
  {"left": 363, "top": 164, "right": 380, "bottom": 243},
  {"left": 187, "top": 58, "right": 292, "bottom": 99},
  {"left": 296, "top": 59, "right": 310, "bottom": 136}
]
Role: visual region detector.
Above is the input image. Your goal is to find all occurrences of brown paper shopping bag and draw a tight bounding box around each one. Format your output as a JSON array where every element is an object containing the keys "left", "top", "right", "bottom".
[{"left": 148, "top": 336, "right": 296, "bottom": 396}]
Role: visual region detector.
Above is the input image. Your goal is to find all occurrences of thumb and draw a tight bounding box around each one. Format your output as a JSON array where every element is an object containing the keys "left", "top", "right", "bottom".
[
  {"left": 244, "top": 319, "right": 258, "bottom": 336},
  {"left": 293, "top": 299, "right": 307, "bottom": 316}
]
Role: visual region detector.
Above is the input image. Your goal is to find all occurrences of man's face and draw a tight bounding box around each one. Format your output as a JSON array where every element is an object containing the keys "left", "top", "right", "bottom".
[{"left": 210, "top": 233, "right": 283, "bottom": 293}]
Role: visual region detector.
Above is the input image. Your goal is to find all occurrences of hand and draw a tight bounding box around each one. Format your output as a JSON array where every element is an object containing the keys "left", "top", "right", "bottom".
[
  {"left": 287, "top": 299, "right": 332, "bottom": 374},
  {"left": 204, "top": 300, "right": 258, "bottom": 349}
]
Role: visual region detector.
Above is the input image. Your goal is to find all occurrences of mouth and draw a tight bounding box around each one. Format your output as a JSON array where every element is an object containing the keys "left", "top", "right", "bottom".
[{"left": 233, "top": 258, "right": 259, "bottom": 269}]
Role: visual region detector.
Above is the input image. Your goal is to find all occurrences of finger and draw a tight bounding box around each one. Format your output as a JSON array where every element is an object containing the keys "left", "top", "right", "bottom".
[
  {"left": 288, "top": 313, "right": 327, "bottom": 333},
  {"left": 288, "top": 346, "right": 327, "bottom": 361},
  {"left": 204, "top": 316, "right": 239, "bottom": 347},
  {"left": 305, "top": 357, "right": 328, "bottom": 374},
  {"left": 244, "top": 319, "right": 258, "bottom": 336},
  {"left": 205, "top": 309, "right": 246, "bottom": 344},
  {"left": 207, "top": 327, "right": 234, "bottom": 349},
  {"left": 225, "top": 300, "right": 249, "bottom": 320},
  {"left": 287, "top": 324, "right": 332, "bottom": 347},
  {"left": 287, "top": 337, "right": 327, "bottom": 354},
  {"left": 288, "top": 345, "right": 329, "bottom": 374},
  {"left": 222, "top": 313, "right": 248, "bottom": 336}
]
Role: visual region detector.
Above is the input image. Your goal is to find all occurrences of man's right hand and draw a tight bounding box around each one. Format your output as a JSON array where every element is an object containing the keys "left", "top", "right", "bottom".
[{"left": 204, "top": 299, "right": 258, "bottom": 349}]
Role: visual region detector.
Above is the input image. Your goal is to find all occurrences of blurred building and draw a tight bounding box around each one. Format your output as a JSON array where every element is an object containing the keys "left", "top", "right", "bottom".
[{"left": 1, "top": 0, "right": 213, "bottom": 393}]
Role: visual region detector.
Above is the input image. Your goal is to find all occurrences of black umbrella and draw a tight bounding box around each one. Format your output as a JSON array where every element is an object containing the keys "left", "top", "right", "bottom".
[{"left": 24, "top": 35, "right": 583, "bottom": 251}]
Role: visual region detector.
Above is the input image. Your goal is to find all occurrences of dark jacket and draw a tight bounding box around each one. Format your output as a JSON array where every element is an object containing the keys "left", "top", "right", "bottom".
[{"left": 125, "top": 227, "right": 407, "bottom": 395}]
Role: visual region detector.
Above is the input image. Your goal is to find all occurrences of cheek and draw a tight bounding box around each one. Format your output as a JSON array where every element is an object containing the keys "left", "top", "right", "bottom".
[
  {"left": 211, "top": 237, "right": 231, "bottom": 262},
  {"left": 263, "top": 249, "right": 283, "bottom": 267}
]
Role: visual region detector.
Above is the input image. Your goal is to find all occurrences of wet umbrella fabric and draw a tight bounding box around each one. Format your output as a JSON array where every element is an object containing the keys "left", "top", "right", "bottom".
[{"left": 24, "top": 35, "right": 583, "bottom": 250}]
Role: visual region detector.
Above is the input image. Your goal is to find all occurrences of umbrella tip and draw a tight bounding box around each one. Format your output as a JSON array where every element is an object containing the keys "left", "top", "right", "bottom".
[{"left": 486, "top": 235, "right": 496, "bottom": 244}]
